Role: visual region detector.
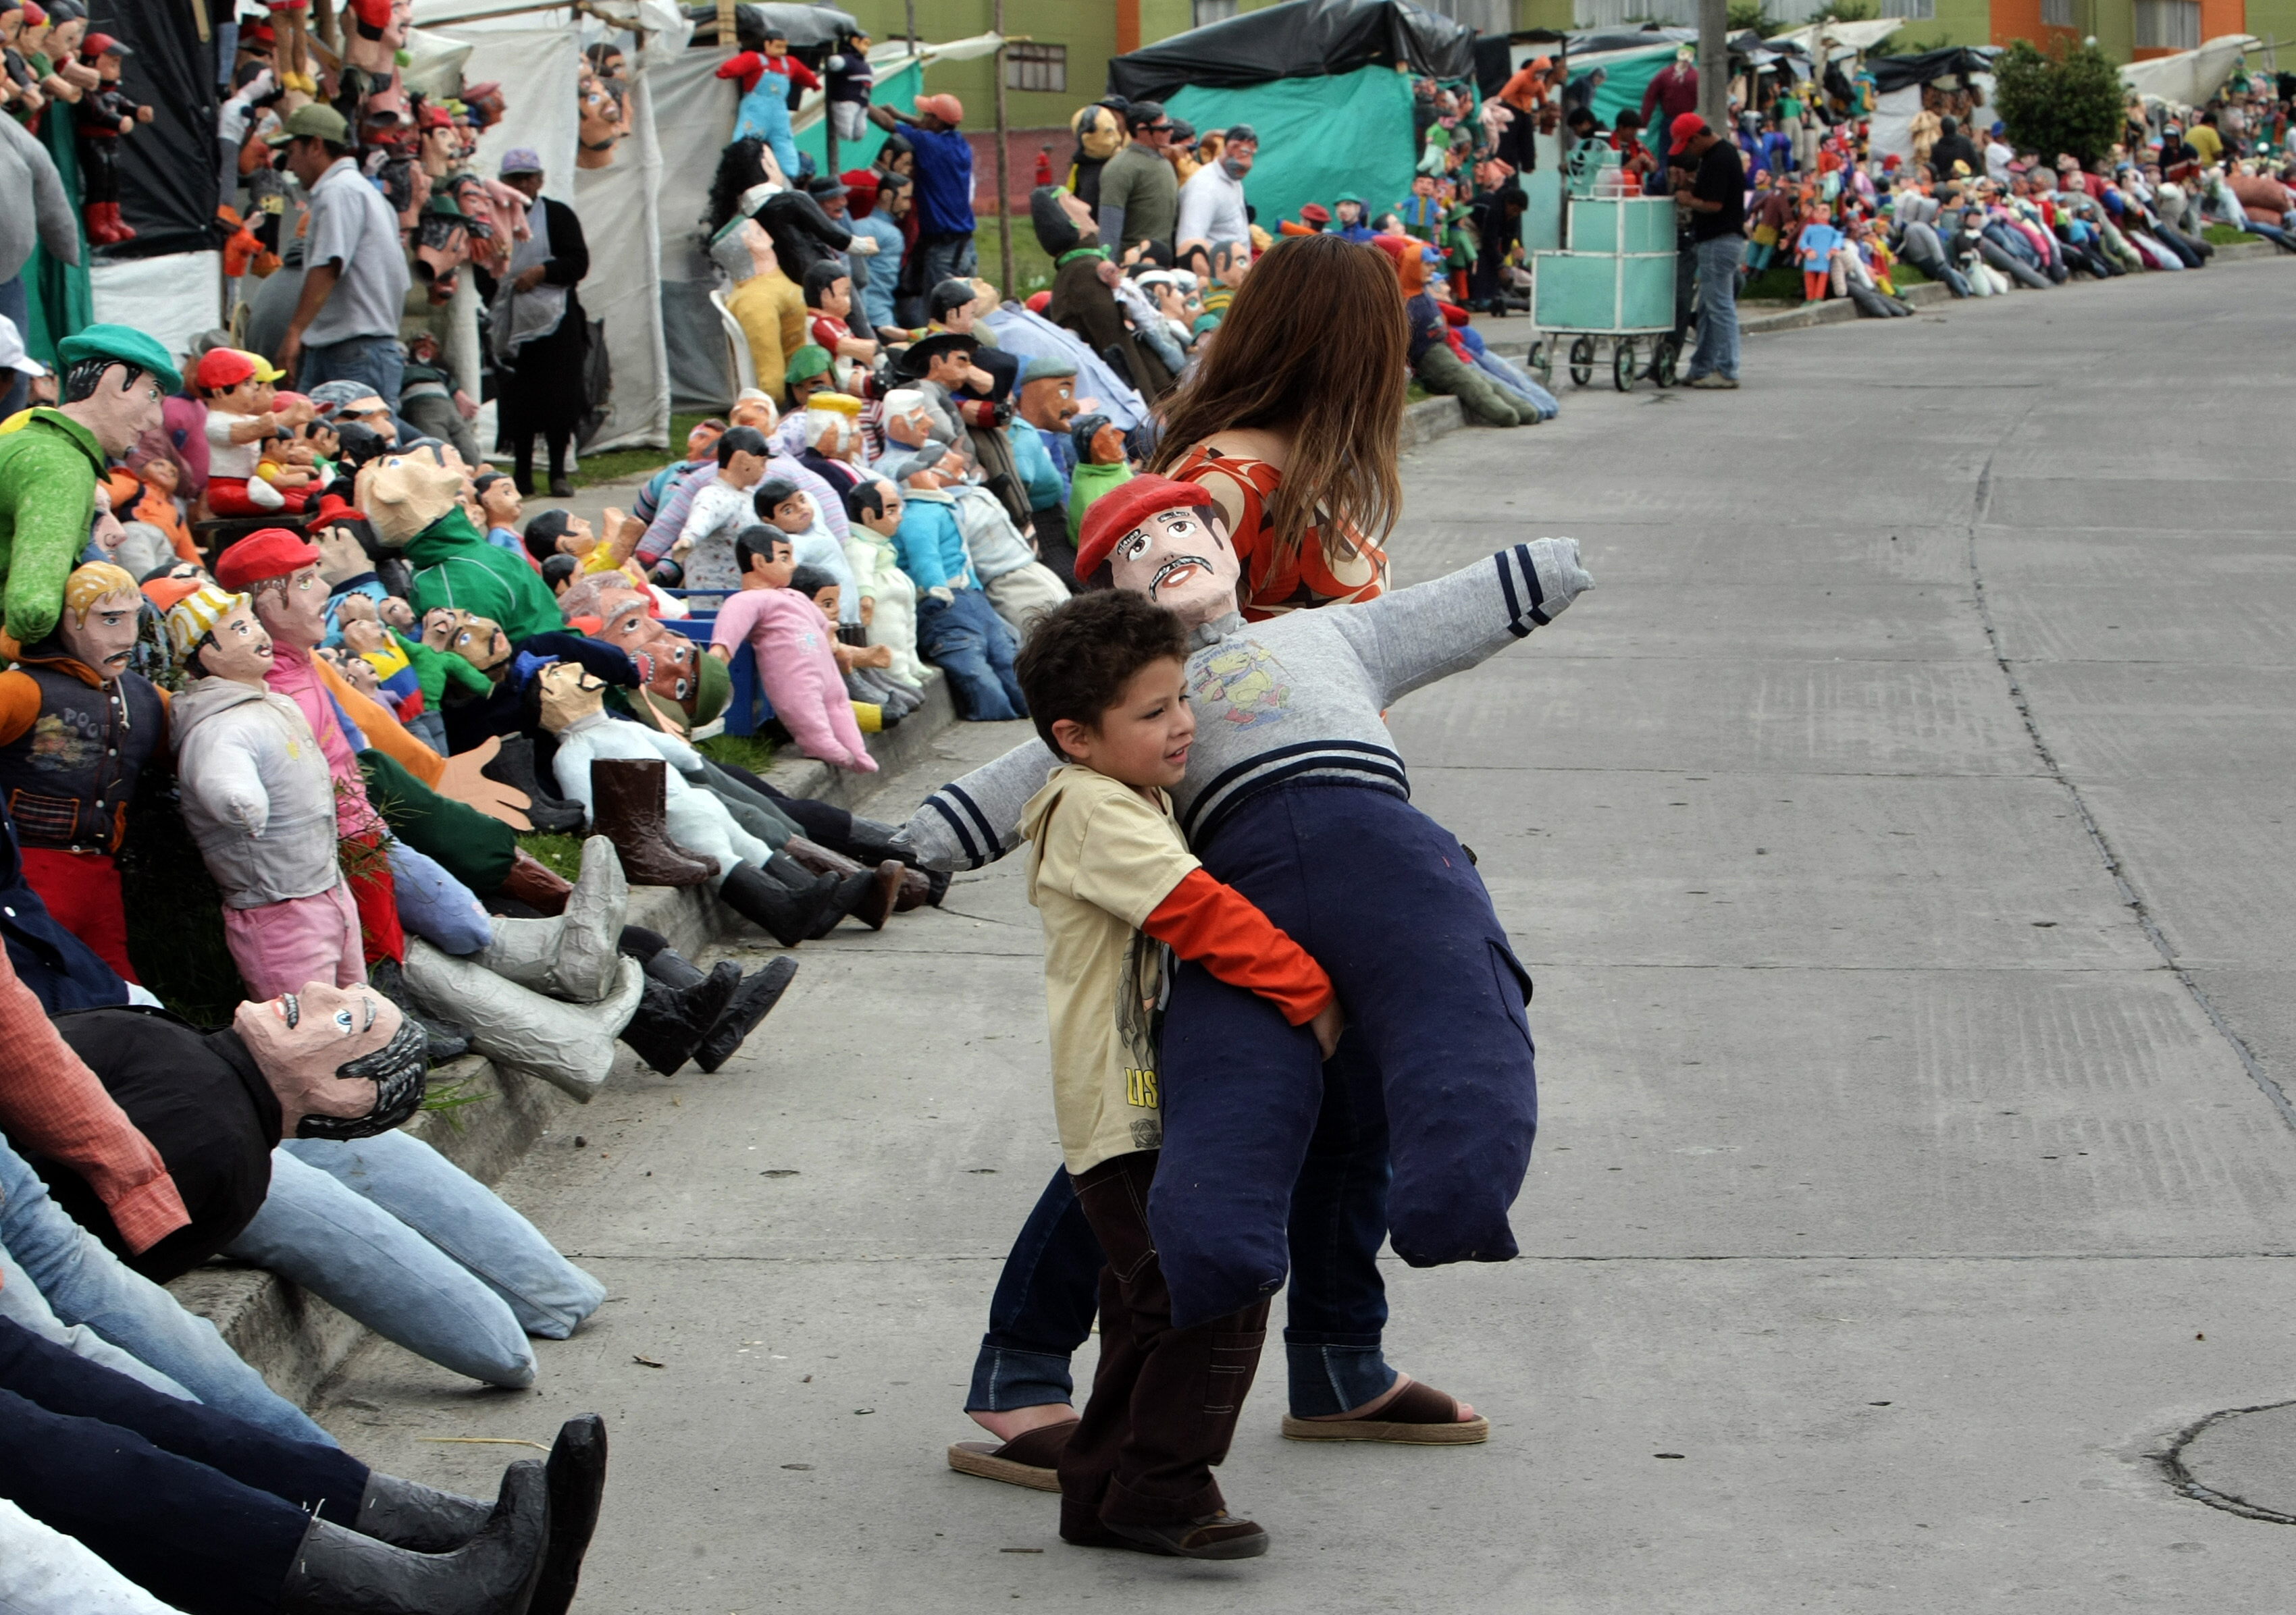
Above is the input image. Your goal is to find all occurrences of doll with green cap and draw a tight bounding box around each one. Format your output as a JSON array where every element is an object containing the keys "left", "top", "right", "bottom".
[{"left": 0, "top": 322, "right": 176, "bottom": 647}]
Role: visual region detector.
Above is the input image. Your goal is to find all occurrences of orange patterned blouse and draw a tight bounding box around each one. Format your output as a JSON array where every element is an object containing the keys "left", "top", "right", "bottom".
[{"left": 1168, "top": 444, "right": 1389, "bottom": 621}]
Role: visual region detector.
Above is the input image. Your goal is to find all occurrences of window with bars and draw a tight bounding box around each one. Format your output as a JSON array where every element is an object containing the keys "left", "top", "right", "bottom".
[
  {"left": 2135, "top": 0, "right": 2199, "bottom": 49},
  {"left": 2040, "top": 0, "right": 2075, "bottom": 25},
  {"left": 1878, "top": 0, "right": 1936, "bottom": 17},
  {"left": 1004, "top": 43, "right": 1067, "bottom": 94},
  {"left": 1193, "top": 0, "right": 1239, "bottom": 26}
]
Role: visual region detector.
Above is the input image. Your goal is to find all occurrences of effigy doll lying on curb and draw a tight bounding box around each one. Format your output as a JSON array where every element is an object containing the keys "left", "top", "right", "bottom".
[{"left": 897, "top": 475, "right": 1593, "bottom": 1329}]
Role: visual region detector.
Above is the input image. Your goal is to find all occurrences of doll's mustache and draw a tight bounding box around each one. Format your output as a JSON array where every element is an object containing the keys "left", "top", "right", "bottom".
[{"left": 1150, "top": 555, "right": 1214, "bottom": 591}]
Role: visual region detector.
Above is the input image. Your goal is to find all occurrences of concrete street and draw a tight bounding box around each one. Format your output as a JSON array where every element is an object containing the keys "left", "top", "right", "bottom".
[{"left": 319, "top": 256, "right": 2296, "bottom": 1610}]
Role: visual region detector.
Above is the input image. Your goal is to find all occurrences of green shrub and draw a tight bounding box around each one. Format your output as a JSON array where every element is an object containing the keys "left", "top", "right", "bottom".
[{"left": 1992, "top": 37, "right": 2123, "bottom": 169}]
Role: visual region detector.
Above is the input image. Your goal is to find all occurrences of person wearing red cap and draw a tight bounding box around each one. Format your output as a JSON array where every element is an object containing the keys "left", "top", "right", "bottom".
[
  {"left": 72, "top": 30, "right": 150, "bottom": 246},
  {"left": 195, "top": 348, "right": 316, "bottom": 515},
  {"left": 870, "top": 92, "right": 976, "bottom": 300},
  {"left": 1667, "top": 111, "right": 1748, "bottom": 390}
]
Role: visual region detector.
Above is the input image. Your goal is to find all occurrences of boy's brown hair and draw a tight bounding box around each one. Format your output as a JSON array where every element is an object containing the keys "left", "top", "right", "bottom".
[{"left": 1015, "top": 591, "right": 1189, "bottom": 762}]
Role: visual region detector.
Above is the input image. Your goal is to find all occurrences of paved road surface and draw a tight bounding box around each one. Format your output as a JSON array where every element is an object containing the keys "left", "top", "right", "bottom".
[{"left": 319, "top": 257, "right": 2296, "bottom": 1611}]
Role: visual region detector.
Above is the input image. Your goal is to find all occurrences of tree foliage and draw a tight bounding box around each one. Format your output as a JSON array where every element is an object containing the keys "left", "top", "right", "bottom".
[
  {"left": 1991, "top": 36, "right": 2126, "bottom": 167},
  {"left": 1806, "top": 0, "right": 1879, "bottom": 22},
  {"left": 1727, "top": 0, "right": 1771, "bottom": 30}
]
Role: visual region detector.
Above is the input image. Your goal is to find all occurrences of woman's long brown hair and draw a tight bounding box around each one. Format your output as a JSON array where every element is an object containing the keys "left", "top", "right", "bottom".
[{"left": 1147, "top": 233, "right": 1409, "bottom": 564}]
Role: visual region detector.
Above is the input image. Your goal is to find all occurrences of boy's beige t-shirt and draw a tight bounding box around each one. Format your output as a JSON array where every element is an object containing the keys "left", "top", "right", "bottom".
[{"left": 1022, "top": 763, "right": 1202, "bottom": 1175}]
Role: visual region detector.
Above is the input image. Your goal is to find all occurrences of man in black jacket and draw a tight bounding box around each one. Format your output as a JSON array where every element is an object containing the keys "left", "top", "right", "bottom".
[{"left": 1927, "top": 115, "right": 1982, "bottom": 184}]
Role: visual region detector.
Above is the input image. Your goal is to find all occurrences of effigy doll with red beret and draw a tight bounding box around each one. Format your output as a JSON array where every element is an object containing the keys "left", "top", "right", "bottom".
[{"left": 904, "top": 475, "right": 1591, "bottom": 1431}]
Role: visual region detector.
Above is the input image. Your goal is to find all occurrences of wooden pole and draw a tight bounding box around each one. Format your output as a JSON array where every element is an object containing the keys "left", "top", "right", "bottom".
[
  {"left": 716, "top": 0, "right": 736, "bottom": 51},
  {"left": 992, "top": 0, "right": 1013, "bottom": 297},
  {"left": 1698, "top": 0, "right": 1729, "bottom": 130}
]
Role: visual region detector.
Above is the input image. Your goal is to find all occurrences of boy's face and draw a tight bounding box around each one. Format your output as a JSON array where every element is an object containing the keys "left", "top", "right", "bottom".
[
  {"left": 1053, "top": 657, "right": 1195, "bottom": 790},
  {"left": 820, "top": 275, "right": 852, "bottom": 319},
  {"left": 480, "top": 479, "right": 522, "bottom": 525},
  {"left": 746, "top": 538, "right": 796, "bottom": 588},
  {"left": 769, "top": 492, "right": 812, "bottom": 532},
  {"left": 809, "top": 583, "right": 840, "bottom": 618},
  {"left": 924, "top": 349, "right": 971, "bottom": 388},
  {"left": 1106, "top": 504, "right": 1239, "bottom": 627}
]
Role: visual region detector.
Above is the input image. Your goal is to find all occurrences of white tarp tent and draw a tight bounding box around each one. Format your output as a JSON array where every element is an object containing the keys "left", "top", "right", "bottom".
[
  {"left": 415, "top": 0, "right": 680, "bottom": 451},
  {"left": 2121, "top": 34, "right": 2262, "bottom": 110}
]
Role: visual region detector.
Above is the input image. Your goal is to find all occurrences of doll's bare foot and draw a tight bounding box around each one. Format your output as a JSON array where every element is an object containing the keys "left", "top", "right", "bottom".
[
  {"left": 968, "top": 1402, "right": 1078, "bottom": 1444},
  {"left": 1281, "top": 1375, "right": 1489, "bottom": 1444}
]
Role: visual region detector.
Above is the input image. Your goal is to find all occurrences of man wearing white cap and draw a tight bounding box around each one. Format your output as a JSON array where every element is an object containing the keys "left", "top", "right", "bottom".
[{"left": 0, "top": 317, "right": 49, "bottom": 412}]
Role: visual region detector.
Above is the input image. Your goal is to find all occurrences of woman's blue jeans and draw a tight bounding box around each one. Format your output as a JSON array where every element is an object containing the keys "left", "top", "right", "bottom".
[
  {"left": 225, "top": 1132, "right": 606, "bottom": 1389},
  {"left": 0, "top": 1136, "right": 330, "bottom": 1446}
]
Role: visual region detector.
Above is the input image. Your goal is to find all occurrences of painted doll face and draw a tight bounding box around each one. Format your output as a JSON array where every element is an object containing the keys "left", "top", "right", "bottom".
[
  {"left": 537, "top": 658, "right": 608, "bottom": 731},
  {"left": 1088, "top": 422, "right": 1127, "bottom": 465},
  {"left": 195, "top": 601, "right": 275, "bottom": 683},
  {"left": 645, "top": 635, "right": 698, "bottom": 710},
  {"left": 817, "top": 275, "right": 852, "bottom": 319},
  {"left": 251, "top": 564, "right": 332, "bottom": 652},
  {"left": 234, "top": 980, "right": 417, "bottom": 1140},
  {"left": 767, "top": 491, "right": 812, "bottom": 533},
  {"left": 1017, "top": 374, "right": 1077, "bottom": 433},
  {"left": 1106, "top": 503, "right": 1240, "bottom": 626},
  {"left": 858, "top": 481, "right": 902, "bottom": 537},
  {"left": 479, "top": 478, "right": 523, "bottom": 527},
  {"left": 59, "top": 588, "right": 141, "bottom": 679}
]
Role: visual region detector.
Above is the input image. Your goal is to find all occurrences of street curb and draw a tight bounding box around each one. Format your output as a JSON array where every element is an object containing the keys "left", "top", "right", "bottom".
[{"left": 165, "top": 668, "right": 964, "bottom": 1410}]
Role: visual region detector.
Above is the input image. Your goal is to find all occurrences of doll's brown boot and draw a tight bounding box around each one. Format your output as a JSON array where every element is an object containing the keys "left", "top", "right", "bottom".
[
  {"left": 588, "top": 759, "right": 717, "bottom": 886},
  {"left": 778, "top": 838, "right": 903, "bottom": 930}
]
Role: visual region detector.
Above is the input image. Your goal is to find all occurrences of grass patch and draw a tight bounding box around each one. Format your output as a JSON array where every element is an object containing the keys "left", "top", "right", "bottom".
[
  {"left": 517, "top": 831, "right": 587, "bottom": 883},
  {"left": 1742, "top": 263, "right": 1806, "bottom": 303},
  {"left": 2203, "top": 223, "right": 2255, "bottom": 246},
  {"left": 1889, "top": 259, "right": 1929, "bottom": 286},
  {"left": 699, "top": 732, "right": 777, "bottom": 775},
  {"left": 1406, "top": 380, "right": 1432, "bottom": 404},
  {"left": 420, "top": 1069, "right": 495, "bottom": 1131},
  {"left": 972, "top": 213, "right": 1059, "bottom": 299},
  {"left": 571, "top": 410, "right": 719, "bottom": 490}
]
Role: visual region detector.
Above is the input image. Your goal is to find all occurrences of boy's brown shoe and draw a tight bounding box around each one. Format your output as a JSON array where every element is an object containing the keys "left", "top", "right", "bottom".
[{"left": 1105, "top": 1512, "right": 1270, "bottom": 1560}]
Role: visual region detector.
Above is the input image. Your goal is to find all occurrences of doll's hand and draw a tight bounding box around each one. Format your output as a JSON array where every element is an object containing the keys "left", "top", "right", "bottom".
[
  {"left": 1522, "top": 535, "right": 1592, "bottom": 616},
  {"left": 436, "top": 737, "right": 535, "bottom": 830},
  {"left": 1309, "top": 997, "right": 1345, "bottom": 1063}
]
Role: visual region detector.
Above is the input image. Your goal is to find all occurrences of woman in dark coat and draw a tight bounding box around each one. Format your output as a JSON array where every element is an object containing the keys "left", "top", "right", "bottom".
[{"left": 493, "top": 151, "right": 591, "bottom": 496}]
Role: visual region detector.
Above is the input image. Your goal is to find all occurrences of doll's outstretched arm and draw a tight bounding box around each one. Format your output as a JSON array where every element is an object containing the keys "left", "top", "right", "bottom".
[
  {"left": 1332, "top": 537, "right": 1592, "bottom": 709},
  {"left": 896, "top": 736, "right": 1060, "bottom": 870}
]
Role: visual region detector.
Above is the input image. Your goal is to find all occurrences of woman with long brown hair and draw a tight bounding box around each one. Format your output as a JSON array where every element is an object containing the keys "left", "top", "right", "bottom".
[{"left": 1148, "top": 232, "right": 1408, "bottom": 618}]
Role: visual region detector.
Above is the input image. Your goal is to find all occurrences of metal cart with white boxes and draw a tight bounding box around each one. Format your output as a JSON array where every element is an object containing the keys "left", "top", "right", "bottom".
[{"left": 1528, "top": 188, "right": 1680, "bottom": 393}]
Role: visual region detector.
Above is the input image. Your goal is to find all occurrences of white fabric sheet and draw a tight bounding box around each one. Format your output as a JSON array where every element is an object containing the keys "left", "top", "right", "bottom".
[
  {"left": 90, "top": 252, "right": 223, "bottom": 363},
  {"left": 575, "top": 65, "right": 670, "bottom": 450},
  {"left": 650, "top": 46, "right": 742, "bottom": 411},
  {"left": 1869, "top": 85, "right": 1921, "bottom": 168}
]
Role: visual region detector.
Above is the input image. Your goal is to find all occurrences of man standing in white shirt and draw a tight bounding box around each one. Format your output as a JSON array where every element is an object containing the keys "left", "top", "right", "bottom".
[
  {"left": 1174, "top": 124, "right": 1256, "bottom": 261},
  {"left": 1983, "top": 122, "right": 2014, "bottom": 186},
  {"left": 270, "top": 103, "right": 412, "bottom": 411}
]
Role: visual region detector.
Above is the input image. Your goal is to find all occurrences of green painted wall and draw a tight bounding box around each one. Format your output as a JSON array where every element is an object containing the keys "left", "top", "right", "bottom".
[
  {"left": 835, "top": 0, "right": 1118, "bottom": 126},
  {"left": 2241, "top": 0, "right": 2296, "bottom": 51}
]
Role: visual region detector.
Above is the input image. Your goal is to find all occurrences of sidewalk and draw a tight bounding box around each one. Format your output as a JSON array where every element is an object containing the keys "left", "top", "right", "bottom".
[{"left": 302, "top": 253, "right": 2296, "bottom": 1612}]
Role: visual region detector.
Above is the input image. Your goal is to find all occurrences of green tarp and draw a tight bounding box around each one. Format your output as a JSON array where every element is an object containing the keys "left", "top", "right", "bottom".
[
  {"left": 791, "top": 57, "right": 922, "bottom": 178},
  {"left": 1565, "top": 43, "right": 1678, "bottom": 133},
  {"left": 1165, "top": 65, "right": 1419, "bottom": 232}
]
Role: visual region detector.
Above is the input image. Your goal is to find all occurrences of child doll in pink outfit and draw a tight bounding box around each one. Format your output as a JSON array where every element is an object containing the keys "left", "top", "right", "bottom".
[{"left": 707, "top": 526, "right": 877, "bottom": 772}]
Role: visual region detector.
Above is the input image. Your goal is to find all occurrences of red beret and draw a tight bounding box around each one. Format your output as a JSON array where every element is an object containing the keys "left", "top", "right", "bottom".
[
  {"left": 1076, "top": 474, "right": 1217, "bottom": 580},
  {"left": 215, "top": 528, "right": 323, "bottom": 590}
]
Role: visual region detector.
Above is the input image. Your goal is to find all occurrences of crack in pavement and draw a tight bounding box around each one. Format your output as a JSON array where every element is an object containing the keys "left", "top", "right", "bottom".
[{"left": 1965, "top": 427, "right": 2296, "bottom": 1134}]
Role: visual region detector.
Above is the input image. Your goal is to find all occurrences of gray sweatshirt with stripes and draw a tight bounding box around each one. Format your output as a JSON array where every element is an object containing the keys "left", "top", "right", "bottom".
[{"left": 901, "top": 538, "right": 1591, "bottom": 870}]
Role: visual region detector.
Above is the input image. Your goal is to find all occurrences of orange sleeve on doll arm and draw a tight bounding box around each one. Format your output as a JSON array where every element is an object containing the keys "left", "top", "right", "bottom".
[
  {"left": 1141, "top": 868, "right": 1334, "bottom": 1027},
  {"left": 0, "top": 671, "right": 41, "bottom": 749}
]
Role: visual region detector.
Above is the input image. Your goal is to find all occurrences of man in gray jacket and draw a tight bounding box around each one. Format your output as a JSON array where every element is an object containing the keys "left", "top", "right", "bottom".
[{"left": 0, "top": 113, "right": 80, "bottom": 415}]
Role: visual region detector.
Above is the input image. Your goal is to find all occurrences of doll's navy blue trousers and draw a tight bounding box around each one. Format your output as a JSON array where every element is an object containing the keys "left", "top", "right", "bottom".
[{"left": 1151, "top": 779, "right": 1539, "bottom": 1331}]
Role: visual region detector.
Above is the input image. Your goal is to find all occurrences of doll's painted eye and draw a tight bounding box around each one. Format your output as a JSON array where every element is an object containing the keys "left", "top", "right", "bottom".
[{"left": 333, "top": 1007, "right": 355, "bottom": 1032}]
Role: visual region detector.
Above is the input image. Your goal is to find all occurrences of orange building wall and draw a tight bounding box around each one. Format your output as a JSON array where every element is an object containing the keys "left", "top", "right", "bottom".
[
  {"left": 2130, "top": 0, "right": 2250, "bottom": 61},
  {"left": 1989, "top": 0, "right": 2045, "bottom": 44}
]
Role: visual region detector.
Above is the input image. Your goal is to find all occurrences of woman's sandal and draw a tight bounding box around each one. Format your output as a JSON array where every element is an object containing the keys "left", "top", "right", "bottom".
[
  {"left": 1279, "top": 1379, "right": 1490, "bottom": 1446},
  {"left": 945, "top": 1419, "right": 1078, "bottom": 1491}
]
